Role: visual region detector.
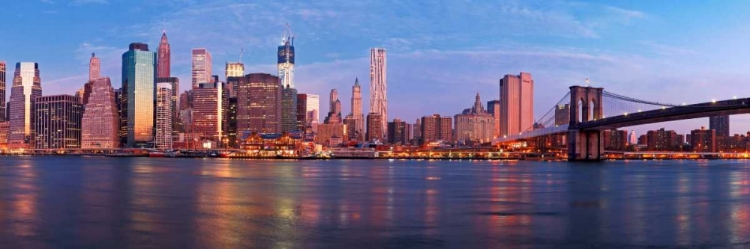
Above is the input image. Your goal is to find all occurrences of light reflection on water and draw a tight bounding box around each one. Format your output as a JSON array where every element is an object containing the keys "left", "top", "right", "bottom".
[{"left": 1, "top": 158, "right": 750, "bottom": 247}]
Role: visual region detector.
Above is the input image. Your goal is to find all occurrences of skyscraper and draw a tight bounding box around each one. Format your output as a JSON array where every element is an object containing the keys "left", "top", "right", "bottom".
[
  {"left": 709, "top": 115, "right": 729, "bottom": 137},
  {"left": 157, "top": 31, "right": 171, "bottom": 78},
  {"left": 155, "top": 82, "right": 173, "bottom": 149},
  {"left": 370, "top": 48, "right": 387, "bottom": 139},
  {"left": 193, "top": 80, "right": 227, "bottom": 149},
  {"left": 351, "top": 78, "right": 364, "bottom": 141},
  {"left": 157, "top": 77, "right": 180, "bottom": 135},
  {"left": 499, "top": 72, "right": 534, "bottom": 137},
  {"left": 34, "top": 95, "right": 82, "bottom": 149},
  {"left": 281, "top": 85, "right": 298, "bottom": 132},
  {"left": 455, "top": 93, "right": 495, "bottom": 144},
  {"left": 122, "top": 43, "right": 156, "bottom": 148},
  {"left": 236, "top": 73, "right": 281, "bottom": 138},
  {"left": 8, "top": 62, "right": 42, "bottom": 149},
  {"left": 296, "top": 94, "right": 308, "bottom": 132},
  {"left": 81, "top": 77, "right": 119, "bottom": 149},
  {"left": 420, "top": 114, "right": 453, "bottom": 144},
  {"left": 388, "top": 118, "right": 407, "bottom": 145},
  {"left": 89, "top": 53, "right": 100, "bottom": 81},
  {"left": 192, "top": 48, "right": 212, "bottom": 89},
  {"left": 226, "top": 62, "right": 244, "bottom": 79},
  {"left": 0, "top": 61, "right": 5, "bottom": 122},
  {"left": 306, "top": 94, "right": 320, "bottom": 129},
  {"left": 487, "top": 100, "right": 500, "bottom": 138},
  {"left": 278, "top": 24, "right": 295, "bottom": 88},
  {"left": 324, "top": 89, "right": 341, "bottom": 124}
]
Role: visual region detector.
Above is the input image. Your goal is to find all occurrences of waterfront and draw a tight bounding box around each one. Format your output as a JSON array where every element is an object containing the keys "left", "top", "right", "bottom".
[{"left": 1, "top": 158, "right": 750, "bottom": 247}]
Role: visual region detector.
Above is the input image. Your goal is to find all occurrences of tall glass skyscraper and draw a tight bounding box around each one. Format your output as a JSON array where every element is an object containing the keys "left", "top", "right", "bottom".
[
  {"left": 122, "top": 43, "right": 156, "bottom": 148},
  {"left": 8, "top": 62, "right": 42, "bottom": 149},
  {"left": 281, "top": 85, "right": 298, "bottom": 132},
  {"left": 0, "top": 61, "right": 6, "bottom": 122},
  {"left": 191, "top": 48, "right": 212, "bottom": 89},
  {"left": 278, "top": 25, "right": 295, "bottom": 88}
]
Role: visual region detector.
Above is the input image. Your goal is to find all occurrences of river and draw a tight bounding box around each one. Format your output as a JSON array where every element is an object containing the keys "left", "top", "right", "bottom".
[{"left": 0, "top": 157, "right": 748, "bottom": 248}]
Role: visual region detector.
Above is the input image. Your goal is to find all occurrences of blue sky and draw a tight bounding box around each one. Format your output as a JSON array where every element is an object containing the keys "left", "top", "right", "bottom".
[{"left": 2, "top": 0, "right": 750, "bottom": 136}]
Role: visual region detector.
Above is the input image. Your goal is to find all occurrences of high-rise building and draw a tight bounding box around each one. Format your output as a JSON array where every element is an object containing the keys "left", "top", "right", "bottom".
[
  {"left": 278, "top": 25, "right": 295, "bottom": 88},
  {"left": 122, "top": 43, "right": 156, "bottom": 148},
  {"left": 155, "top": 82, "right": 173, "bottom": 149},
  {"left": 366, "top": 112, "right": 383, "bottom": 142},
  {"left": 554, "top": 104, "right": 570, "bottom": 126},
  {"left": 629, "top": 130, "right": 637, "bottom": 145},
  {"left": 81, "top": 77, "right": 119, "bottom": 149},
  {"left": 388, "top": 118, "right": 407, "bottom": 145},
  {"left": 114, "top": 87, "right": 125, "bottom": 145},
  {"left": 8, "top": 62, "right": 42, "bottom": 149},
  {"left": 0, "top": 62, "right": 6, "bottom": 122},
  {"left": 89, "top": 53, "right": 100, "bottom": 81},
  {"left": 157, "top": 31, "right": 171, "bottom": 78},
  {"left": 191, "top": 48, "right": 212, "bottom": 89},
  {"left": 315, "top": 123, "right": 345, "bottom": 146},
  {"left": 420, "top": 114, "right": 453, "bottom": 144},
  {"left": 691, "top": 127, "right": 716, "bottom": 152},
  {"left": 34, "top": 95, "right": 82, "bottom": 149},
  {"left": 455, "top": 93, "right": 495, "bottom": 144},
  {"left": 646, "top": 128, "right": 679, "bottom": 151},
  {"left": 157, "top": 77, "right": 180, "bottom": 136},
  {"left": 226, "top": 62, "right": 244, "bottom": 79},
  {"left": 351, "top": 78, "right": 364, "bottom": 141},
  {"left": 296, "top": 94, "right": 308, "bottom": 132},
  {"left": 193, "top": 81, "right": 227, "bottom": 149},
  {"left": 306, "top": 94, "right": 320, "bottom": 131},
  {"left": 324, "top": 89, "right": 342, "bottom": 124},
  {"left": 0, "top": 121, "right": 8, "bottom": 149},
  {"left": 236, "top": 73, "right": 281, "bottom": 138},
  {"left": 370, "top": 48, "right": 388, "bottom": 139},
  {"left": 413, "top": 118, "right": 422, "bottom": 144},
  {"left": 343, "top": 115, "right": 357, "bottom": 141},
  {"left": 602, "top": 129, "right": 629, "bottom": 151},
  {"left": 499, "top": 72, "right": 534, "bottom": 137},
  {"left": 281, "top": 85, "right": 298, "bottom": 132},
  {"left": 227, "top": 97, "right": 237, "bottom": 148},
  {"left": 487, "top": 100, "right": 500, "bottom": 138},
  {"left": 710, "top": 115, "right": 729, "bottom": 150}
]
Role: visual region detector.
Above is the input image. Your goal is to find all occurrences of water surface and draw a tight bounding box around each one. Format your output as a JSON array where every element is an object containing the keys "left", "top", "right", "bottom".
[{"left": 0, "top": 157, "right": 748, "bottom": 248}]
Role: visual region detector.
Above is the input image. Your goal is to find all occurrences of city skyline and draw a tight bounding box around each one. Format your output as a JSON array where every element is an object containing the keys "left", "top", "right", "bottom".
[{"left": 5, "top": 1, "right": 750, "bottom": 136}]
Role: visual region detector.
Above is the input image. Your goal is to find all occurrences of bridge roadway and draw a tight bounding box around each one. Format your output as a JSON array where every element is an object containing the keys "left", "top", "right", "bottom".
[{"left": 494, "top": 97, "right": 750, "bottom": 144}]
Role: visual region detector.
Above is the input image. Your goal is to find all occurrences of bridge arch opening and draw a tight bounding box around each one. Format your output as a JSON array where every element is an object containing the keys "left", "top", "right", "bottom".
[
  {"left": 589, "top": 100, "right": 596, "bottom": 121},
  {"left": 577, "top": 99, "right": 584, "bottom": 123}
]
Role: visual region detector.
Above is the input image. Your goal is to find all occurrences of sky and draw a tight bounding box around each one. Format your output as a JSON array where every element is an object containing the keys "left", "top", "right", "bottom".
[{"left": 2, "top": 0, "right": 750, "bottom": 136}]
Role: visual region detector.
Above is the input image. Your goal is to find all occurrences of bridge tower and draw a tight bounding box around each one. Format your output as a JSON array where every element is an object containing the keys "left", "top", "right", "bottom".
[{"left": 568, "top": 86, "right": 604, "bottom": 161}]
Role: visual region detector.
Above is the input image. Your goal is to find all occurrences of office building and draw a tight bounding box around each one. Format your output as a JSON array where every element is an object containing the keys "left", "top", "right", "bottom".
[
  {"left": 121, "top": 43, "right": 156, "bottom": 148},
  {"left": 227, "top": 97, "right": 237, "bottom": 148},
  {"left": 157, "top": 31, "right": 171, "bottom": 78},
  {"left": 278, "top": 25, "right": 295, "bottom": 88},
  {"left": 499, "top": 72, "right": 534, "bottom": 137},
  {"left": 155, "top": 82, "right": 173, "bottom": 149},
  {"left": 554, "top": 104, "right": 570, "bottom": 126},
  {"left": 226, "top": 62, "right": 244, "bottom": 79},
  {"left": 370, "top": 48, "right": 387, "bottom": 139},
  {"left": 34, "top": 95, "right": 82, "bottom": 149},
  {"left": 343, "top": 115, "right": 357, "bottom": 141},
  {"left": 0, "top": 121, "right": 8, "bottom": 150},
  {"left": 8, "top": 62, "right": 42, "bottom": 149},
  {"left": 81, "top": 77, "right": 119, "bottom": 149},
  {"left": 0, "top": 62, "right": 6, "bottom": 122},
  {"left": 315, "top": 123, "right": 345, "bottom": 146},
  {"left": 388, "top": 118, "right": 407, "bottom": 145},
  {"left": 191, "top": 48, "right": 212, "bottom": 89},
  {"left": 296, "top": 94, "right": 308, "bottom": 132},
  {"left": 420, "top": 114, "right": 453, "bottom": 144},
  {"left": 192, "top": 81, "right": 227, "bottom": 149},
  {"left": 281, "top": 85, "right": 298, "bottom": 132},
  {"left": 487, "top": 99, "right": 500, "bottom": 138},
  {"left": 351, "top": 78, "right": 364, "bottom": 141},
  {"left": 236, "top": 73, "right": 281, "bottom": 137},
  {"left": 366, "top": 112, "right": 383, "bottom": 142},
  {"left": 691, "top": 127, "right": 716, "bottom": 152},
  {"left": 454, "top": 93, "right": 495, "bottom": 144},
  {"left": 324, "top": 89, "right": 341, "bottom": 124},
  {"left": 157, "top": 77, "right": 180, "bottom": 136}
]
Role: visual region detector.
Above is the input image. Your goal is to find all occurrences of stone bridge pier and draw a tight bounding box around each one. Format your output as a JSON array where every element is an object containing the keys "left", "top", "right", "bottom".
[{"left": 567, "top": 86, "right": 604, "bottom": 161}]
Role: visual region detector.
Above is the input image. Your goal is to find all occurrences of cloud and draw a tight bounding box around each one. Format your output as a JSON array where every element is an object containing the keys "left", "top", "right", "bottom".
[{"left": 639, "top": 41, "right": 698, "bottom": 56}]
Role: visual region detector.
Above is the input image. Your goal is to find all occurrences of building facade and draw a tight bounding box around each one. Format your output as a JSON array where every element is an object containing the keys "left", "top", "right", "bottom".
[
  {"left": 455, "top": 93, "right": 495, "bottom": 144},
  {"left": 296, "top": 94, "right": 308, "bottom": 132},
  {"left": 192, "top": 82, "right": 227, "bottom": 149},
  {"left": 388, "top": 118, "right": 407, "bottom": 145},
  {"left": 81, "top": 77, "right": 119, "bottom": 149},
  {"left": 157, "top": 77, "right": 180, "bottom": 136},
  {"left": 278, "top": 25, "right": 295, "bottom": 88},
  {"left": 157, "top": 31, "right": 170, "bottom": 78},
  {"left": 646, "top": 128, "right": 680, "bottom": 151},
  {"left": 122, "top": 43, "right": 156, "bottom": 148},
  {"left": 370, "top": 48, "right": 387, "bottom": 139},
  {"left": 351, "top": 78, "right": 365, "bottom": 141},
  {"left": 34, "top": 95, "right": 82, "bottom": 149},
  {"left": 191, "top": 48, "right": 212, "bottom": 89},
  {"left": 499, "top": 72, "right": 534, "bottom": 137},
  {"left": 89, "top": 53, "right": 100, "bottom": 81},
  {"left": 8, "top": 62, "right": 42, "bottom": 149},
  {"left": 691, "top": 127, "right": 716, "bottom": 152},
  {"left": 155, "top": 82, "right": 173, "bottom": 149},
  {"left": 420, "top": 114, "right": 453, "bottom": 144},
  {"left": 0, "top": 62, "right": 5, "bottom": 122},
  {"left": 366, "top": 113, "right": 383, "bottom": 142},
  {"left": 226, "top": 62, "right": 244, "bottom": 79},
  {"left": 487, "top": 100, "right": 500, "bottom": 138},
  {"left": 236, "top": 73, "right": 281, "bottom": 138},
  {"left": 281, "top": 85, "right": 298, "bottom": 132}
]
